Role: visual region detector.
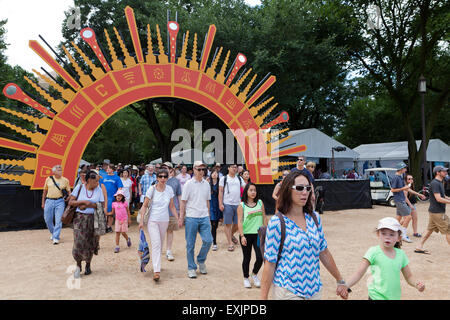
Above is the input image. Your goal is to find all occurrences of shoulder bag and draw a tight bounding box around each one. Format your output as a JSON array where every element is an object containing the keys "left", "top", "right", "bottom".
[{"left": 61, "top": 185, "right": 82, "bottom": 225}]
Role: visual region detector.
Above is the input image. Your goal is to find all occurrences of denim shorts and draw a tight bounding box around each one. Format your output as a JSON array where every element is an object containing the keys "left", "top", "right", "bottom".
[
  {"left": 223, "top": 204, "right": 238, "bottom": 225},
  {"left": 395, "top": 201, "right": 411, "bottom": 216}
]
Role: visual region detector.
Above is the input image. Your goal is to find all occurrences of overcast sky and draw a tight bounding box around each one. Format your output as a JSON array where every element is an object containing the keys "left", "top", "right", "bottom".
[{"left": 0, "top": 0, "right": 261, "bottom": 72}]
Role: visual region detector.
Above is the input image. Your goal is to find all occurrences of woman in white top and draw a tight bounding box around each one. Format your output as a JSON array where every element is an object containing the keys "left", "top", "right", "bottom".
[
  {"left": 139, "top": 168, "right": 178, "bottom": 281},
  {"left": 119, "top": 169, "right": 133, "bottom": 205}
]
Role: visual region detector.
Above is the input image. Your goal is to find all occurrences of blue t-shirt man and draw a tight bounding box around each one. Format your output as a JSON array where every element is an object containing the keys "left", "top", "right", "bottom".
[{"left": 102, "top": 174, "right": 123, "bottom": 212}]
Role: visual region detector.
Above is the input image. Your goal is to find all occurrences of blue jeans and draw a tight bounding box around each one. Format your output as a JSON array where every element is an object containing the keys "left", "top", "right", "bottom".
[
  {"left": 44, "top": 198, "right": 65, "bottom": 240},
  {"left": 185, "top": 217, "right": 213, "bottom": 271}
]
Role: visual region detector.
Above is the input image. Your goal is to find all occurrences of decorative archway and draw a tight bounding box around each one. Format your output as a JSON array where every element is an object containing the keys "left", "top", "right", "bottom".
[{"left": 0, "top": 6, "right": 306, "bottom": 189}]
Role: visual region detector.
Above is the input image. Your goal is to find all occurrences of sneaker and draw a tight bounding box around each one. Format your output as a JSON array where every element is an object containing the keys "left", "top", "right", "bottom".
[
  {"left": 198, "top": 262, "right": 207, "bottom": 274},
  {"left": 106, "top": 227, "right": 113, "bottom": 234},
  {"left": 212, "top": 245, "right": 218, "bottom": 251},
  {"left": 50, "top": 235, "right": 53, "bottom": 241},
  {"left": 114, "top": 246, "right": 120, "bottom": 253},
  {"left": 402, "top": 235, "right": 413, "bottom": 243},
  {"left": 413, "top": 233, "right": 422, "bottom": 238},
  {"left": 127, "top": 237, "right": 132, "bottom": 248},
  {"left": 243, "top": 278, "right": 252, "bottom": 288},
  {"left": 188, "top": 269, "right": 197, "bottom": 278},
  {"left": 251, "top": 274, "right": 261, "bottom": 288},
  {"left": 166, "top": 251, "right": 174, "bottom": 261},
  {"left": 53, "top": 239, "right": 59, "bottom": 245}
]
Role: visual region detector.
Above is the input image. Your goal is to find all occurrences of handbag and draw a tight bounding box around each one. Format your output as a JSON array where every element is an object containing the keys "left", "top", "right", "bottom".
[
  {"left": 137, "top": 186, "right": 155, "bottom": 225},
  {"left": 61, "top": 184, "right": 82, "bottom": 225},
  {"left": 50, "top": 175, "right": 69, "bottom": 201}
]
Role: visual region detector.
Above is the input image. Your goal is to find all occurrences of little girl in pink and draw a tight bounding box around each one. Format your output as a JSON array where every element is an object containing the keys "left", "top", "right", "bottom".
[{"left": 110, "top": 190, "right": 132, "bottom": 253}]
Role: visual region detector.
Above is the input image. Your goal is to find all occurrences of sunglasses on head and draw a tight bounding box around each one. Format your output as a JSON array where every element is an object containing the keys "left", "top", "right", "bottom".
[
  {"left": 158, "top": 175, "right": 168, "bottom": 178},
  {"left": 291, "top": 185, "right": 312, "bottom": 192}
]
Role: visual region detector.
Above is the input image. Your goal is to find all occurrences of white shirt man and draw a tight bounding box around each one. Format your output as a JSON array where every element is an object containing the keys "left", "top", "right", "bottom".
[
  {"left": 219, "top": 164, "right": 246, "bottom": 250},
  {"left": 179, "top": 161, "right": 213, "bottom": 278}
]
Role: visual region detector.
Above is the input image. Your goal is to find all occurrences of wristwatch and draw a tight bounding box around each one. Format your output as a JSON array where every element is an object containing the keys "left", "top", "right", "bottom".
[{"left": 337, "top": 279, "right": 346, "bottom": 285}]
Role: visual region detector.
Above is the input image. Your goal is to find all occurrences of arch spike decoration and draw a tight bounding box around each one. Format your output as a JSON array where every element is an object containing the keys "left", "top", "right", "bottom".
[{"left": 0, "top": 6, "right": 305, "bottom": 189}]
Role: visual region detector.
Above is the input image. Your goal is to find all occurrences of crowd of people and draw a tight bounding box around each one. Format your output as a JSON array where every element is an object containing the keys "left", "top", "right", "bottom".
[{"left": 39, "top": 155, "right": 450, "bottom": 300}]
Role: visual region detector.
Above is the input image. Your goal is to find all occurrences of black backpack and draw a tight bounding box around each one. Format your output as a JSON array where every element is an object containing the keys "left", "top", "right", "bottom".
[
  {"left": 258, "top": 211, "right": 319, "bottom": 267},
  {"left": 223, "top": 174, "right": 243, "bottom": 194}
]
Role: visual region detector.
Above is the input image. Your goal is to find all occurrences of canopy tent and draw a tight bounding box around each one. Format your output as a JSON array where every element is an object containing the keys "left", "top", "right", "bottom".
[
  {"left": 276, "top": 128, "right": 359, "bottom": 159},
  {"left": 354, "top": 139, "right": 450, "bottom": 162},
  {"left": 355, "top": 139, "right": 450, "bottom": 176}
]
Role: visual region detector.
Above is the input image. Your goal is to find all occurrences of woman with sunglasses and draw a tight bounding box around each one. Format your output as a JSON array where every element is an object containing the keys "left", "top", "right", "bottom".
[
  {"left": 403, "top": 174, "right": 422, "bottom": 238},
  {"left": 260, "top": 171, "right": 349, "bottom": 300},
  {"left": 139, "top": 168, "right": 178, "bottom": 281},
  {"left": 69, "top": 170, "right": 105, "bottom": 279}
]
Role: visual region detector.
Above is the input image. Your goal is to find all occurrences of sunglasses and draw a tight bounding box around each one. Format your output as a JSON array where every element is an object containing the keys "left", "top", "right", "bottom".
[
  {"left": 291, "top": 185, "right": 312, "bottom": 192},
  {"left": 195, "top": 168, "right": 207, "bottom": 172},
  {"left": 158, "top": 175, "right": 168, "bottom": 179}
]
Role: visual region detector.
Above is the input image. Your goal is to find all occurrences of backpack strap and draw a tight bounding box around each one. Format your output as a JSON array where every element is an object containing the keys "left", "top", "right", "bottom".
[
  {"left": 50, "top": 175, "right": 61, "bottom": 191},
  {"left": 275, "top": 211, "right": 286, "bottom": 268}
]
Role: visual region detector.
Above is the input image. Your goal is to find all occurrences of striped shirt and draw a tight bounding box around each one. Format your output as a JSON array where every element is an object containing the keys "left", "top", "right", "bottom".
[
  {"left": 264, "top": 211, "right": 327, "bottom": 299},
  {"left": 139, "top": 172, "right": 156, "bottom": 195}
]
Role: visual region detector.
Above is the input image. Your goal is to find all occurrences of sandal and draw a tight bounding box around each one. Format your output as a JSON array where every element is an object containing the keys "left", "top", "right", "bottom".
[
  {"left": 414, "top": 249, "right": 430, "bottom": 254},
  {"left": 413, "top": 233, "right": 422, "bottom": 238},
  {"left": 153, "top": 272, "right": 160, "bottom": 282},
  {"left": 231, "top": 236, "right": 238, "bottom": 245},
  {"left": 228, "top": 245, "right": 235, "bottom": 252}
]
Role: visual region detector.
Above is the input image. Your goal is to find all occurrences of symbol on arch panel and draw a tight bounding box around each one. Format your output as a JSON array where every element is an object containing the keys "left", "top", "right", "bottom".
[
  {"left": 51, "top": 134, "right": 68, "bottom": 147},
  {"left": 153, "top": 68, "right": 165, "bottom": 80},
  {"left": 226, "top": 97, "right": 237, "bottom": 110},
  {"left": 123, "top": 72, "right": 136, "bottom": 84},
  {"left": 181, "top": 71, "right": 191, "bottom": 84},
  {"left": 40, "top": 166, "right": 53, "bottom": 177},
  {"left": 69, "top": 105, "right": 85, "bottom": 120},
  {"left": 205, "top": 82, "right": 216, "bottom": 94}
]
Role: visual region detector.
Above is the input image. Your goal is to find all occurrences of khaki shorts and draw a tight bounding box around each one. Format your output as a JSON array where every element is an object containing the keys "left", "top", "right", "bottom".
[
  {"left": 427, "top": 212, "right": 450, "bottom": 235},
  {"left": 167, "top": 216, "right": 179, "bottom": 232}
]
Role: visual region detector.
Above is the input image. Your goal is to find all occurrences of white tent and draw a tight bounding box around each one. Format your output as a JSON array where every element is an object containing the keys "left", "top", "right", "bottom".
[
  {"left": 354, "top": 139, "right": 450, "bottom": 162},
  {"left": 277, "top": 128, "right": 359, "bottom": 159},
  {"left": 355, "top": 139, "right": 450, "bottom": 175},
  {"left": 275, "top": 128, "right": 359, "bottom": 173}
]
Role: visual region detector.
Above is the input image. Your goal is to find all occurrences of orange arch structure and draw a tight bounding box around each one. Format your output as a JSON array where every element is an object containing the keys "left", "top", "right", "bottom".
[{"left": 0, "top": 6, "right": 306, "bottom": 189}]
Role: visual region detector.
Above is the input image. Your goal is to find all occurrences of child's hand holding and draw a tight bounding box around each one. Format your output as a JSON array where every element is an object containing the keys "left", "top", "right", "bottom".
[{"left": 416, "top": 282, "right": 425, "bottom": 292}]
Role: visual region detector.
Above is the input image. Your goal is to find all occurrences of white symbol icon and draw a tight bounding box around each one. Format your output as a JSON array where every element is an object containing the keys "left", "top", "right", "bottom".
[
  {"left": 82, "top": 29, "right": 93, "bottom": 39},
  {"left": 67, "top": 7, "right": 81, "bottom": 31},
  {"left": 169, "top": 22, "right": 178, "bottom": 31},
  {"left": 66, "top": 265, "right": 81, "bottom": 290},
  {"left": 367, "top": 4, "right": 381, "bottom": 30}
]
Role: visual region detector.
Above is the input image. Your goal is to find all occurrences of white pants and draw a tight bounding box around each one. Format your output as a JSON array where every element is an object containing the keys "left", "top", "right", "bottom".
[
  {"left": 147, "top": 221, "right": 169, "bottom": 273},
  {"left": 273, "top": 285, "right": 322, "bottom": 300}
]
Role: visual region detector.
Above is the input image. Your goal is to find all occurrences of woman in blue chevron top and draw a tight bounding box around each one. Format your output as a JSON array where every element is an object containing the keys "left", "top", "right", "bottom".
[{"left": 260, "top": 170, "right": 349, "bottom": 300}]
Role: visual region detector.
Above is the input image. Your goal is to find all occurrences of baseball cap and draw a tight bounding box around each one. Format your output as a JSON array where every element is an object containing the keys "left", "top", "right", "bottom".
[
  {"left": 377, "top": 217, "right": 402, "bottom": 233},
  {"left": 132, "top": 165, "right": 138, "bottom": 170},
  {"left": 395, "top": 162, "right": 407, "bottom": 171},
  {"left": 163, "top": 161, "right": 173, "bottom": 168},
  {"left": 193, "top": 160, "right": 206, "bottom": 168},
  {"left": 103, "top": 159, "right": 110, "bottom": 164},
  {"left": 114, "top": 189, "right": 126, "bottom": 197},
  {"left": 215, "top": 163, "right": 221, "bottom": 167},
  {"left": 433, "top": 165, "right": 448, "bottom": 175}
]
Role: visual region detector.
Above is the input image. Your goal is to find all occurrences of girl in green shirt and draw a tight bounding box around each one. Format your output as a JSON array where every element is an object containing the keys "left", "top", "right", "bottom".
[
  {"left": 237, "top": 182, "right": 267, "bottom": 289},
  {"left": 346, "top": 217, "right": 425, "bottom": 299}
]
